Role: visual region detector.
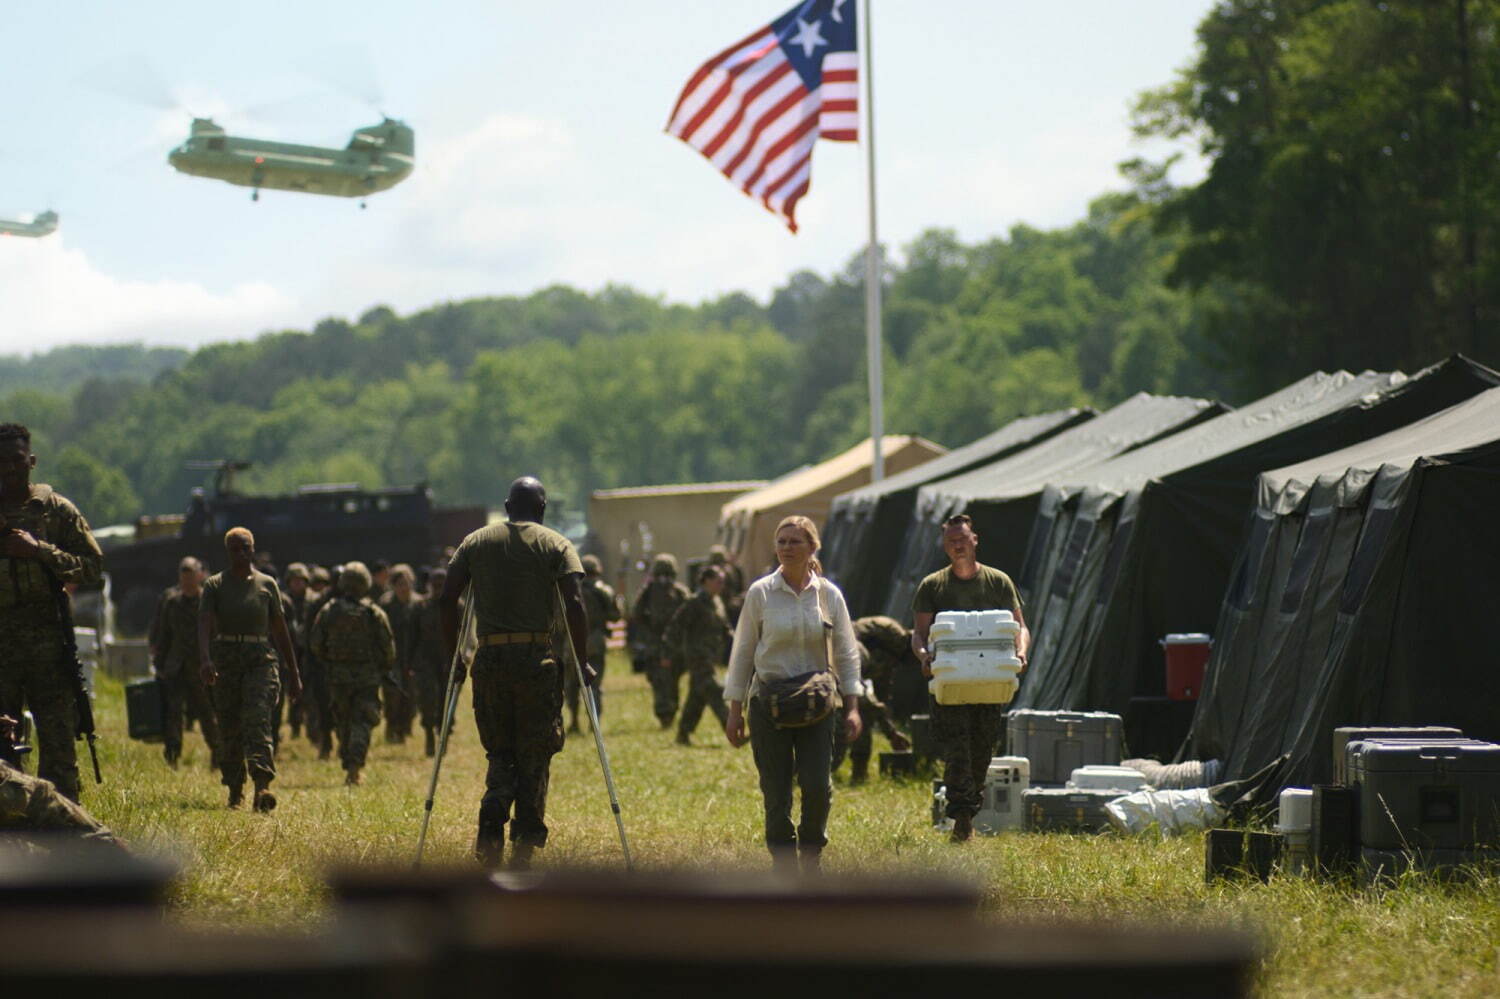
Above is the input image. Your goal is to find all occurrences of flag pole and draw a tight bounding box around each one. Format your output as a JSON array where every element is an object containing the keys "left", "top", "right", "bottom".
[{"left": 860, "top": 0, "right": 884, "bottom": 481}]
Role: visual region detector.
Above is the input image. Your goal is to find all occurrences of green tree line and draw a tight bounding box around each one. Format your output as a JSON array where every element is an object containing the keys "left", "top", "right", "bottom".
[{"left": 9, "top": 1, "right": 1498, "bottom": 524}]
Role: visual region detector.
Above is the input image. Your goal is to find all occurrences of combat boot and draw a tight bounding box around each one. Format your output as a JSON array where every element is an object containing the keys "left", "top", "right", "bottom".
[
  {"left": 675, "top": 731, "right": 691, "bottom": 747},
  {"left": 508, "top": 842, "right": 535, "bottom": 871},
  {"left": 253, "top": 786, "right": 277, "bottom": 813},
  {"left": 424, "top": 727, "right": 436, "bottom": 758},
  {"left": 164, "top": 745, "right": 180, "bottom": 769},
  {"left": 227, "top": 784, "right": 245, "bottom": 809},
  {"left": 949, "top": 813, "right": 973, "bottom": 843},
  {"left": 849, "top": 757, "right": 870, "bottom": 785},
  {"left": 345, "top": 768, "right": 362, "bottom": 786}
]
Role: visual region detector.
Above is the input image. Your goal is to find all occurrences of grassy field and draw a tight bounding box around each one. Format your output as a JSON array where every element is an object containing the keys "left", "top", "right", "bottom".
[{"left": 76, "top": 654, "right": 1500, "bottom": 998}]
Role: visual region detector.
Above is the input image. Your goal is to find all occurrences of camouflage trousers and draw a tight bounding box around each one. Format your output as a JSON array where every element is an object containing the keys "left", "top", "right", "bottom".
[
  {"left": 647, "top": 656, "right": 683, "bottom": 726},
  {"left": 329, "top": 680, "right": 382, "bottom": 771},
  {"left": 383, "top": 673, "right": 413, "bottom": 741},
  {"left": 0, "top": 610, "right": 78, "bottom": 801},
  {"left": 210, "top": 642, "right": 281, "bottom": 790},
  {"left": 301, "top": 657, "right": 334, "bottom": 753},
  {"left": 931, "top": 699, "right": 1004, "bottom": 819},
  {"left": 0, "top": 759, "right": 121, "bottom": 848},
  {"left": 677, "top": 659, "right": 727, "bottom": 738},
  {"left": 562, "top": 633, "right": 607, "bottom": 725},
  {"left": 413, "top": 667, "right": 445, "bottom": 733},
  {"left": 160, "top": 663, "right": 220, "bottom": 767},
  {"left": 471, "top": 644, "right": 564, "bottom": 848}
]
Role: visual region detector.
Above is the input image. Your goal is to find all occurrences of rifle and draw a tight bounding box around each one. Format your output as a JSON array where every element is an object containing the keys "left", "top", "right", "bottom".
[{"left": 44, "top": 565, "right": 102, "bottom": 785}]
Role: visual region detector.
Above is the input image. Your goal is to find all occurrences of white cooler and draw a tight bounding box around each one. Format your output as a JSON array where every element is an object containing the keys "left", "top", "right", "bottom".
[
  {"left": 928, "top": 610, "right": 1023, "bottom": 705},
  {"left": 975, "top": 755, "right": 1030, "bottom": 834},
  {"left": 1067, "top": 765, "right": 1149, "bottom": 792},
  {"left": 1277, "top": 787, "right": 1314, "bottom": 875}
]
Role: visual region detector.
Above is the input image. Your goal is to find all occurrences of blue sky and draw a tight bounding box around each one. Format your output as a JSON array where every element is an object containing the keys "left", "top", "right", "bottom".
[{"left": 0, "top": 1, "right": 1213, "bottom": 352}]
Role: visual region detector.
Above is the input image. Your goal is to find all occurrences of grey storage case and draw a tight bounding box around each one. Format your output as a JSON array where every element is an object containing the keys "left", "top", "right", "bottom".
[
  {"left": 1347, "top": 739, "right": 1500, "bottom": 851},
  {"left": 1006, "top": 709, "right": 1122, "bottom": 785},
  {"left": 1331, "top": 726, "right": 1463, "bottom": 785},
  {"left": 1022, "top": 787, "right": 1121, "bottom": 833}
]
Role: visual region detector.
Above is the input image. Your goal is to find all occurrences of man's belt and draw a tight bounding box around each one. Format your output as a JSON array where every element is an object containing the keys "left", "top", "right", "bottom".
[
  {"left": 478, "top": 631, "right": 551, "bottom": 647},
  {"left": 215, "top": 633, "right": 269, "bottom": 644}
]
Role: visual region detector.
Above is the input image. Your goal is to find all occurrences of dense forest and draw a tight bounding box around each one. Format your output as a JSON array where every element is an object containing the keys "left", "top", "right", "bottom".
[{"left": 7, "top": 1, "right": 1499, "bottom": 525}]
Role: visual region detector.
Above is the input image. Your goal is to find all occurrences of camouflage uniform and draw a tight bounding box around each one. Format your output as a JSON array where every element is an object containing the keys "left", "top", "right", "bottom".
[
  {"left": 148, "top": 585, "right": 220, "bottom": 767},
  {"left": 629, "top": 555, "right": 690, "bottom": 727},
  {"left": 309, "top": 568, "right": 396, "bottom": 778},
  {"left": 202, "top": 567, "right": 288, "bottom": 796},
  {"left": 831, "top": 644, "right": 908, "bottom": 782},
  {"left": 283, "top": 564, "right": 313, "bottom": 738},
  {"left": 301, "top": 581, "right": 339, "bottom": 757},
  {"left": 663, "top": 587, "right": 731, "bottom": 740},
  {"left": 0, "top": 484, "right": 103, "bottom": 802},
  {"left": 565, "top": 558, "right": 620, "bottom": 727},
  {"left": 0, "top": 759, "right": 122, "bottom": 849},
  {"left": 451, "top": 519, "right": 582, "bottom": 856},
  {"left": 379, "top": 589, "right": 418, "bottom": 742},
  {"left": 707, "top": 545, "right": 746, "bottom": 626}
]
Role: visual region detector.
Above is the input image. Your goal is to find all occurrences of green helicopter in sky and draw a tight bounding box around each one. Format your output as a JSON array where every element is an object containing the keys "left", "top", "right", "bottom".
[
  {"left": 167, "top": 116, "right": 414, "bottom": 205},
  {"left": 0, "top": 210, "right": 59, "bottom": 238}
]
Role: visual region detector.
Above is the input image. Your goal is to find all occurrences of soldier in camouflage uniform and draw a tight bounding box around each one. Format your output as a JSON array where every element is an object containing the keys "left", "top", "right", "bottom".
[
  {"left": 565, "top": 555, "right": 620, "bottom": 732},
  {"left": 834, "top": 627, "right": 912, "bottom": 780},
  {"left": 309, "top": 561, "right": 396, "bottom": 786},
  {"left": 1, "top": 715, "right": 123, "bottom": 850},
  {"left": 0, "top": 423, "right": 104, "bottom": 803},
  {"left": 282, "top": 563, "right": 314, "bottom": 739},
  {"left": 440, "top": 477, "right": 590, "bottom": 870},
  {"left": 707, "top": 544, "right": 746, "bottom": 626},
  {"left": 662, "top": 564, "right": 731, "bottom": 746},
  {"left": 148, "top": 556, "right": 220, "bottom": 769},
  {"left": 407, "top": 566, "right": 448, "bottom": 757},
  {"left": 629, "top": 554, "right": 690, "bottom": 728},
  {"left": 198, "top": 527, "right": 302, "bottom": 813},
  {"left": 301, "top": 565, "right": 339, "bottom": 760},
  {"left": 378, "top": 564, "right": 418, "bottom": 744}
]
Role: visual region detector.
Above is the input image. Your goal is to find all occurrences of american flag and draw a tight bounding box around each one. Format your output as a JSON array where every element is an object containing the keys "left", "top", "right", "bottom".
[{"left": 666, "top": 0, "right": 858, "bottom": 233}]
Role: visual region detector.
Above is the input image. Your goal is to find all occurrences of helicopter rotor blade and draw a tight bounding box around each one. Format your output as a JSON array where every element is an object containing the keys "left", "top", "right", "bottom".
[
  {"left": 76, "top": 55, "right": 186, "bottom": 115},
  {"left": 294, "top": 45, "right": 387, "bottom": 115}
]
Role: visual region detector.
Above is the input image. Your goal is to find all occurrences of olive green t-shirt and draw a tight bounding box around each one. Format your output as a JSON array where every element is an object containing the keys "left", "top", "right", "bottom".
[
  {"left": 912, "top": 564, "right": 1022, "bottom": 616},
  {"left": 202, "top": 569, "right": 286, "bottom": 637},
  {"left": 450, "top": 521, "right": 584, "bottom": 635}
]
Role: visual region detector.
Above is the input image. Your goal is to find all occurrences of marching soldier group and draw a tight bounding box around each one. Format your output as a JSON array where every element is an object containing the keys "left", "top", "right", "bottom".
[{"left": 3, "top": 418, "right": 1012, "bottom": 867}]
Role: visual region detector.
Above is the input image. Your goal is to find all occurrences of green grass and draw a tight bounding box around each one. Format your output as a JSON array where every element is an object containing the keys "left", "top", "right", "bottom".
[{"left": 78, "top": 654, "right": 1500, "bottom": 997}]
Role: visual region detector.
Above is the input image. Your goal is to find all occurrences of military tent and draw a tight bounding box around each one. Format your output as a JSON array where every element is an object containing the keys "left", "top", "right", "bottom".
[
  {"left": 880, "top": 393, "right": 1223, "bottom": 622},
  {"left": 821, "top": 408, "right": 1096, "bottom": 617},
  {"left": 1014, "top": 358, "right": 1500, "bottom": 721},
  {"left": 719, "top": 436, "right": 946, "bottom": 575},
  {"left": 1184, "top": 380, "right": 1500, "bottom": 789}
]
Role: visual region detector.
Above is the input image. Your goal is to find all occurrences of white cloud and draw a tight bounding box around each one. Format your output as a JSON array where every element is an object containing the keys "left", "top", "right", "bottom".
[{"left": 0, "top": 235, "right": 301, "bottom": 352}]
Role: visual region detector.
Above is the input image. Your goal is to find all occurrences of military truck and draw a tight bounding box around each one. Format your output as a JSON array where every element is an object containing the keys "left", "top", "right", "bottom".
[{"left": 102, "top": 465, "right": 486, "bottom": 634}]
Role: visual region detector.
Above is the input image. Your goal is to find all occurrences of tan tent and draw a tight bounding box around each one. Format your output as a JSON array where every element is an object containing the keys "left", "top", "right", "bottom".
[
  {"left": 589, "top": 481, "right": 767, "bottom": 597},
  {"left": 719, "top": 436, "right": 946, "bottom": 574}
]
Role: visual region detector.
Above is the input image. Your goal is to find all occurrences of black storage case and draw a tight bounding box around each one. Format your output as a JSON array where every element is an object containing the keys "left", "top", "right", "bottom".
[
  {"left": 1311, "top": 784, "right": 1357, "bottom": 875},
  {"left": 126, "top": 677, "right": 165, "bottom": 743},
  {"left": 1347, "top": 739, "right": 1500, "bottom": 851},
  {"left": 1006, "top": 709, "right": 1123, "bottom": 785},
  {"left": 1021, "top": 787, "right": 1120, "bottom": 833}
]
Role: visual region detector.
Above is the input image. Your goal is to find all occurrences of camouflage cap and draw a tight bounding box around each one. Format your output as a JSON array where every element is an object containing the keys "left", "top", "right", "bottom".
[
  {"left": 284, "top": 562, "right": 310, "bottom": 582},
  {"left": 581, "top": 554, "right": 603, "bottom": 576},
  {"left": 650, "top": 553, "right": 679, "bottom": 577},
  {"left": 340, "top": 560, "right": 372, "bottom": 597}
]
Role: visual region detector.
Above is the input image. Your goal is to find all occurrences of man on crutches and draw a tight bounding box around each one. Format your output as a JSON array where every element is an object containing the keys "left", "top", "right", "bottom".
[{"left": 438, "top": 476, "right": 593, "bottom": 870}]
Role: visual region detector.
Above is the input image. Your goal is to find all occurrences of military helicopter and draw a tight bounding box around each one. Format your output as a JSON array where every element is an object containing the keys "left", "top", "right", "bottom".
[
  {"left": 167, "top": 116, "right": 414, "bottom": 206},
  {"left": 0, "top": 210, "right": 59, "bottom": 238}
]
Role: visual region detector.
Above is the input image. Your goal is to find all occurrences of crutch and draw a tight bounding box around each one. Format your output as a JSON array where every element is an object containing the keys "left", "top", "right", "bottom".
[
  {"left": 413, "top": 594, "right": 475, "bottom": 869},
  {"left": 555, "top": 585, "right": 633, "bottom": 869}
]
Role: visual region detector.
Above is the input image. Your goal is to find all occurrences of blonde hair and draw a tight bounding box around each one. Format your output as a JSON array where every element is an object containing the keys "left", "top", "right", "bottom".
[
  {"left": 774, "top": 515, "right": 823, "bottom": 576},
  {"left": 390, "top": 563, "right": 416, "bottom": 586},
  {"left": 224, "top": 526, "right": 254, "bottom": 548}
]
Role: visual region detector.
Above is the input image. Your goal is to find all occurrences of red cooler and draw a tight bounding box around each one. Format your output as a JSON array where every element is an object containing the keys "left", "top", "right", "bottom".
[{"left": 1161, "top": 633, "right": 1211, "bottom": 701}]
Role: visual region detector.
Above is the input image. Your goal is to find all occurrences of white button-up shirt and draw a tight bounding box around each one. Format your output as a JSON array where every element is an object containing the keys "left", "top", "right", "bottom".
[{"left": 724, "top": 568, "right": 862, "bottom": 702}]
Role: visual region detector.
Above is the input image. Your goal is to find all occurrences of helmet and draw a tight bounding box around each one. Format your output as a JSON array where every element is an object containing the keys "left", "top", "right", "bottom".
[
  {"left": 581, "top": 554, "right": 603, "bottom": 576},
  {"left": 650, "top": 553, "right": 679, "bottom": 578},
  {"left": 339, "top": 560, "right": 373, "bottom": 598},
  {"left": 284, "top": 562, "right": 310, "bottom": 582}
]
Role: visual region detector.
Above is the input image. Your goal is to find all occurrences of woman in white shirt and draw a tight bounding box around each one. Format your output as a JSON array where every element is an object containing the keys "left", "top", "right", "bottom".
[{"left": 724, "top": 515, "right": 862, "bottom": 872}]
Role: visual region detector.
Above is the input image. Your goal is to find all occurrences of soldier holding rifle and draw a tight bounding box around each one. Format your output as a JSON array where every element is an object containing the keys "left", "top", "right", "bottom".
[{"left": 0, "top": 423, "right": 104, "bottom": 803}]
